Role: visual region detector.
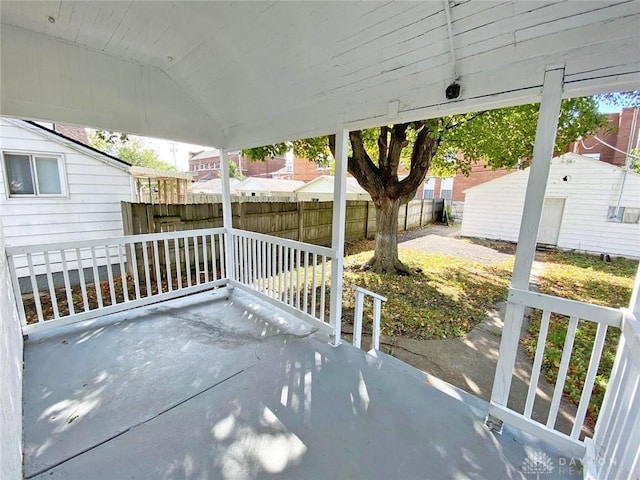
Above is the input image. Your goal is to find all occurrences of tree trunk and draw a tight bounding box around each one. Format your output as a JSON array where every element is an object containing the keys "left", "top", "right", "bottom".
[{"left": 367, "top": 197, "right": 410, "bottom": 274}]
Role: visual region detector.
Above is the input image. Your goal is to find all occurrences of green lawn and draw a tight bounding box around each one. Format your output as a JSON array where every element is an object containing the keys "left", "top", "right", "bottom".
[
  {"left": 343, "top": 240, "right": 637, "bottom": 427},
  {"left": 342, "top": 245, "right": 512, "bottom": 339},
  {"left": 522, "top": 251, "right": 637, "bottom": 426}
]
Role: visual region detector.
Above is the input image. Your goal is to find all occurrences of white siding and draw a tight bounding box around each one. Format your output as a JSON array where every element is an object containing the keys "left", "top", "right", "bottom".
[
  {"left": 0, "top": 119, "right": 132, "bottom": 247},
  {"left": 0, "top": 219, "right": 23, "bottom": 480},
  {"left": 461, "top": 154, "right": 640, "bottom": 258}
]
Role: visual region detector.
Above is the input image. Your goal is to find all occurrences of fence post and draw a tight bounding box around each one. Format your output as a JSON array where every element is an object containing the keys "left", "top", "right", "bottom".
[
  {"left": 298, "top": 201, "right": 305, "bottom": 242},
  {"left": 404, "top": 203, "right": 409, "bottom": 231}
]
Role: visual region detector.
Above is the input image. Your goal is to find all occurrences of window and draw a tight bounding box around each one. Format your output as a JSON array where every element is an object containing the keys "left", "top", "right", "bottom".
[
  {"left": 423, "top": 177, "right": 435, "bottom": 199},
  {"left": 3, "top": 152, "right": 65, "bottom": 196},
  {"left": 607, "top": 206, "right": 640, "bottom": 224},
  {"left": 440, "top": 177, "right": 454, "bottom": 200}
]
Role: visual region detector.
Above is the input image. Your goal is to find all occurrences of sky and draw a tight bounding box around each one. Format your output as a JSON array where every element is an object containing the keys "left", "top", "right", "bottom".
[{"left": 141, "top": 136, "right": 212, "bottom": 172}]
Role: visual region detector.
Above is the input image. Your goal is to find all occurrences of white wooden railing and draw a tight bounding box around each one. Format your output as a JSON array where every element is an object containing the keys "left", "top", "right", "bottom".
[
  {"left": 5, "top": 227, "right": 341, "bottom": 338},
  {"left": 351, "top": 285, "right": 387, "bottom": 351},
  {"left": 488, "top": 288, "right": 624, "bottom": 458},
  {"left": 7, "top": 229, "right": 228, "bottom": 334},
  {"left": 227, "top": 228, "right": 336, "bottom": 335},
  {"left": 585, "top": 309, "right": 640, "bottom": 479}
]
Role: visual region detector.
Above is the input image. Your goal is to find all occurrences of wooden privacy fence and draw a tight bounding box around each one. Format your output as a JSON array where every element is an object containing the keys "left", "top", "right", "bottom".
[{"left": 122, "top": 199, "right": 435, "bottom": 246}]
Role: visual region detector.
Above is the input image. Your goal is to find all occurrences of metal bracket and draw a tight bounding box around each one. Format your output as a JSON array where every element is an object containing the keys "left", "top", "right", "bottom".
[{"left": 485, "top": 414, "right": 504, "bottom": 434}]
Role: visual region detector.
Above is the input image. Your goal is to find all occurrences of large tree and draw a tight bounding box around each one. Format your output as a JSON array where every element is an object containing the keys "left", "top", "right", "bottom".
[
  {"left": 90, "top": 131, "right": 176, "bottom": 171},
  {"left": 248, "top": 98, "right": 607, "bottom": 274}
]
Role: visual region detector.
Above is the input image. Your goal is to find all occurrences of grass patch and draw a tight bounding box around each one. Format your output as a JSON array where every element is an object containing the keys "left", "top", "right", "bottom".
[
  {"left": 522, "top": 251, "right": 637, "bottom": 426},
  {"left": 342, "top": 247, "right": 512, "bottom": 339}
]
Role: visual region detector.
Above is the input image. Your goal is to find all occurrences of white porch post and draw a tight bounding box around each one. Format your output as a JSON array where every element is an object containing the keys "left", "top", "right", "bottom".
[
  {"left": 220, "top": 149, "right": 235, "bottom": 282},
  {"left": 329, "top": 126, "right": 349, "bottom": 346},
  {"left": 488, "top": 67, "right": 565, "bottom": 427}
]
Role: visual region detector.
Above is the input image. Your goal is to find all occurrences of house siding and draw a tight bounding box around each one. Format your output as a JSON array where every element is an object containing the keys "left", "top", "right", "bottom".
[
  {"left": 0, "top": 119, "right": 132, "bottom": 247},
  {"left": 461, "top": 154, "right": 640, "bottom": 258}
]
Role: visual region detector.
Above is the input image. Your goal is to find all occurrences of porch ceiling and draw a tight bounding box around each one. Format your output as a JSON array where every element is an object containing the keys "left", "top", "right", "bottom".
[{"left": 1, "top": 1, "right": 638, "bottom": 149}]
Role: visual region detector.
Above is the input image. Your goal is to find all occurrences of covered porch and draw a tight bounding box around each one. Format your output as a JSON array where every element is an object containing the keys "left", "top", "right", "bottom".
[
  {"left": 1, "top": 2, "right": 639, "bottom": 479},
  {"left": 22, "top": 289, "right": 575, "bottom": 479}
]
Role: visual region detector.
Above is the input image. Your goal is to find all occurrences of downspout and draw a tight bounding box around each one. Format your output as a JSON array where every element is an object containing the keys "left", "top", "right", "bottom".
[{"left": 614, "top": 107, "right": 639, "bottom": 219}]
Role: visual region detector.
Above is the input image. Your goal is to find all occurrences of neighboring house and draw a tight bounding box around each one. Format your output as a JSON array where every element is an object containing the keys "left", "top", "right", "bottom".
[
  {"left": 233, "top": 177, "right": 304, "bottom": 198},
  {"left": 0, "top": 118, "right": 133, "bottom": 247},
  {"left": 461, "top": 153, "right": 640, "bottom": 258},
  {"left": 567, "top": 107, "right": 640, "bottom": 166},
  {"left": 0, "top": 118, "right": 191, "bottom": 285},
  {"left": 188, "top": 149, "right": 287, "bottom": 181},
  {"left": 294, "top": 176, "right": 371, "bottom": 201},
  {"left": 271, "top": 156, "right": 332, "bottom": 182},
  {"left": 190, "top": 178, "right": 241, "bottom": 195}
]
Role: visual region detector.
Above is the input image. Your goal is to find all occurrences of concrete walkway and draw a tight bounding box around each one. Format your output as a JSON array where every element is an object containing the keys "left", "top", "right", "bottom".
[{"left": 356, "top": 224, "right": 590, "bottom": 438}]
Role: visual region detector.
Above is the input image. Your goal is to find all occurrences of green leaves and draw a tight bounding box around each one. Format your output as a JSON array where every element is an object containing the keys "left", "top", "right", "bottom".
[{"left": 89, "top": 132, "right": 176, "bottom": 171}]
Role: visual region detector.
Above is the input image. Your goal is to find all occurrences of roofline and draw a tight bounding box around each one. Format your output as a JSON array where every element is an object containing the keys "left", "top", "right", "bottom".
[
  {"left": 6, "top": 119, "right": 132, "bottom": 172},
  {"left": 462, "top": 153, "right": 638, "bottom": 194}
]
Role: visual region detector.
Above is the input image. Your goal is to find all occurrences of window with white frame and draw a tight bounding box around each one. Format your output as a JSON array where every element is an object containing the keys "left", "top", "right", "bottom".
[
  {"left": 423, "top": 177, "right": 435, "bottom": 199},
  {"left": 439, "top": 177, "right": 454, "bottom": 200},
  {"left": 607, "top": 206, "right": 640, "bottom": 223},
  {"left": 2, "top": 152, "right": 65, "bottom": 196}
]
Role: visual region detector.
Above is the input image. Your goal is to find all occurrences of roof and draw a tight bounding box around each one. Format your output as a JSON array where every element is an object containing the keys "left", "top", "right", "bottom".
[
  {"left": 4, "top": 118, "right": 131, "bottom": 172},
  {"left": 190, "top": 178, "right": 241, "bottom": 194},
  {"left": 130, "top": 166, "right": 194, "bottom": 181},
  {"left": 234, "top": 177, "right": 305, "bottom": 193},
  {"left": 463, "top": 153, "right": 639, "bottom": 194},
  {"left": 1, "top": 2, "right": 637, "bottom": 150},
  {"left": 190, "top": 149, "right": 221, "bottom": 161},
  {"left": 295, "top": 176, "right": 369, "bottom": 194}
]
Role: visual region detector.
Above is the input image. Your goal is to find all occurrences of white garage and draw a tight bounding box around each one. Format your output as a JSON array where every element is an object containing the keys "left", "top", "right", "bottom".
[{"left": 461, "top": 153, "right": 640, "bottom": 258}]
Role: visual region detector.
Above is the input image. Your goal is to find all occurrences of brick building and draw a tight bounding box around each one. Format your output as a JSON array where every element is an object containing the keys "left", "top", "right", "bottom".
[
  {"left": 188, "top": 150, "right": 286, "bottom": 181},
  {"left": 567, "top": 107, "right": 640, "bottom": 166}
]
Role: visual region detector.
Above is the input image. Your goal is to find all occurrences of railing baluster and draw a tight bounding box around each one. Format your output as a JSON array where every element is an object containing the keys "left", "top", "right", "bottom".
[
  {"left": 353, "top": 290, "right": 364, "bottom": 348},
  {"left": 547, "top": 315, "right": 579, "bottom": 428},
  {"left": 164, "top": 239, "right": 172, "bottom": 292},
  {"left": 260, "top": 239, "right": 266, "bottom": 292},
  {"left": 174, "top": 238, "right": 182, "bottom": 289},
  {"left": 202, "top": 234, "right": 209, "bottom": 283},
  {"left": 284, "top": 246, "right": 290, "bottom": 304},
  {"left": 525, "top": 309, "right": 552, "bottom": 418},
  {"left": 211, "top": 234, "right": 218, "bottom": 282},
  {"left": 183, "top": 237, "right": 191, "bottom": 288},
  {"left": 571, "top": 322, "right": 608, "bottom": 439},
  {"left": 303, "top": 251, "right": 309, "bottom": 314},
  {"left": 271, "top": 243, "right": 277, "bottom": 298},
  {"left": 41, "top": 251, "right": 60, "bottom": 319},
  {"left": 311, "top": 253, "right": 317, "bottom": 319},
  {"left": 27, "top": 254, "right": 44, "bottom": 322},
  {"left": 289, "top": 247, "right": 295, "bottom": 306},
  {"left": 60, "top": 249, "right": 75, "bottom": 316},
  {"left": 219, "top": 233, "right": 226, "bottom": 280},
  {"left": 75, "top": 248, "right": 89, "bottom": 312},
  {"left": 194, "top": 235, "right": 201, "bottom": 285},
  {"left": 296, "top": 248, "right": 301, "bottom": 310},
  {"left": 153, "top": 240, "right": 163, "bottom": 293},
  {"left": 104, "top": 246, "right": 117, "bottom": 305},
  {"left": 372, "top": 298, "right": 382, "bottom": 350},
  {"left": 320, "top": 255, "right": 326, "bottom": 323},
  {"left": 129, "top": 243, "right": 141, "bottom": 300},
  {"left": 252, "top": 237, "right": 257, "bottom": 289},
  {"left": 118, "top": 244, "right": 129, "bottom": 302},
  {"left": 278, "top": 244, "right": 283, "bottom": 300},
  {"left": 90, "top": 246, "right": 104, "bottom": 308},
  {"left": 141, "top": 241, "right": 152, "bottom": 295}
]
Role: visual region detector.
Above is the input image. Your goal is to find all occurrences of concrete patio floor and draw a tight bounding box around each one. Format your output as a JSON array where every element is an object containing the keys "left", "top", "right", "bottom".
[{"left": 23, "top": 289, "right": 582, "bottom": 479}]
